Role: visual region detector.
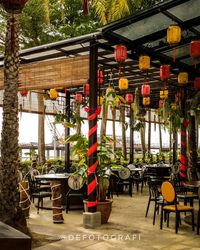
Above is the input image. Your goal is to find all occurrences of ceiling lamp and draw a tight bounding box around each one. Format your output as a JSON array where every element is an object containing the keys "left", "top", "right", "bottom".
[
  {"left": 160, "top": 65, "right": 170, "bottom": 81},
  {"left": 119, "top": 78, "right": 128, "bottom": 90},
  {"left": 125, "top": 93, "right": 134, "bottom": 104},
  {"left": 97, "top": 69, "right": 103, "bottom": 84},
  {"left": 75, "top": 93, "right": 83, "bottom": 104},
  {"left": 160, "top": 89, "right": 168, "bottom": 99},
  {"left": 115, "top": 45, "right": 127, "bottom": 63},
  {"left": 49, "top": 88, "right": 58, "bottom": 100},
  {"left": 141, "top": 84, "right": 150, "bottom": 97},
  {"left": 139, "top": 56, "right": 150, "bottom": 71},
  {"left": 143, "top": 97, "right": 150, "bottom": 106},
  {"left": 83, "top": 83, "right": 89, "bottom": 96},
  {"left": 178, "top": 72, "right": 188, "bottom": 85}
]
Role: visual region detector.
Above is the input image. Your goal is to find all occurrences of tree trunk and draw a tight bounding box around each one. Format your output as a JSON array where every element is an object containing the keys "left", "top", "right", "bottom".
[
  {"left": 38, "top": 92, "right": 46, "bottom": 165},
  {"left": 187, "top": 114, "right": 198, "bottom": 181},
  {"left": 111, "top": 108, "right": 116, "bottom": 153},
  {"left": 140, "top": 118, "right": 146, "bottom": 161},
  {"left": 0, "top": 13, "right": 27, "bottom": 233},
  {"left": 158, "top": 116, "right": 162, "bottom": 153},
  {"left": 121, "top": 106, "right": 127, "bottom": 160},
  {"left": 148, "top": 110, "right": 151, "bottom": 154}
]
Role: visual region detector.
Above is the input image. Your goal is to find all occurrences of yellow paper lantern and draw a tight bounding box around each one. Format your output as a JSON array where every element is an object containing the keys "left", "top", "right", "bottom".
[
  {"left": 119, "top": 78, "right": 128, "bottom": 90},
  {"left": 49, "top": 88, "right": 58, "bottom": 100},
  {"left": 143, "top": 97, "right": 150, "bottom": 106},
  {"left": 171, "top": 103, "right": 177, "bottom": 110},
  {"left": 98, "top": 96, "right": 103, "bottom": 106},
  {"left": 178, "top": 72, "right": 188, "bottom": 85},
  {"left": 167, "top": 25, "right": 181, "bottom": 45},
  {"left": 139, "top": 56, "right": 150, "bottom": 71},
  {"left": 160, "top": 89, "right": 168, "bottom": 99}
]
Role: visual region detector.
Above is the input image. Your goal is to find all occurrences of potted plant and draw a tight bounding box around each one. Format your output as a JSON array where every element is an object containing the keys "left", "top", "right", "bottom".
[{"left": 64, "top": 133, "right": 123, "bottom": 223}]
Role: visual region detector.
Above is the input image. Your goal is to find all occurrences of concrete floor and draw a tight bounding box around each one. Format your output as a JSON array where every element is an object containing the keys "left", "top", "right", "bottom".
[{"left": 28, "top": 187, "right": 200, "bottom": 250}]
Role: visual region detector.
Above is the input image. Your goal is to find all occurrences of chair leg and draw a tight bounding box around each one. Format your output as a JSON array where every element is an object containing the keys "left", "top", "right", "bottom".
[
  {"left": 129, "top": 183, "right": 132, "bottom": 197},
  {"left": 160, "top": 207, "right": 164, "bottom": 229},
  {"left": 197, "top": 210, "right": 200, "bottom": 235},
  {"left": 175, "top": 212, "right": 179, "bottom": 234},
  {"left": 153, "top": 202, "right": 157, "bottom": 225},
  {"left": 145, "top": 197, "right": 151, "bottom": 217},
  {"left": 191, "top": 210, "right": 195, "bottom": 231},
  {"left": 37, "top": 197, "right": 40, "bottom": 214},
  {"left": 167, "top": 212, "right": 170, "bottom": 227}
]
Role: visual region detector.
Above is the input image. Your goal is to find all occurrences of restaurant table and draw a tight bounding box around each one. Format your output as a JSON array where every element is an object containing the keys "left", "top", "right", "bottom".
[{"left": 35, "top": 173, "right": 71, "bottom": 223}]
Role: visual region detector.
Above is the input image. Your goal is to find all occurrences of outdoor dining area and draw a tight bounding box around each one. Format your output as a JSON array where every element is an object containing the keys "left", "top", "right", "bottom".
[{"left": 0, "top": 0, "right": 199, "bottom": 249}]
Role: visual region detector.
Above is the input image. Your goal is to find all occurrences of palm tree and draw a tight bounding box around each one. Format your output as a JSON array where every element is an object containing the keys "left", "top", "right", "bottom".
[{"left": 0, "top": 0, "right": 29, "bottom": 232}]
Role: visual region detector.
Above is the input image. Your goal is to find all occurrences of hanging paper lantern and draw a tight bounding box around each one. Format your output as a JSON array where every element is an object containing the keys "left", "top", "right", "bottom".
[
  {"left": 75, "top": 93, "right": 83, "bottom": 103},
  {"left": 98, "top": 96, "right": 103, "bottom": 106},
  {"left": 139, "top": 56, "right": 150, "bottom": 71},
  {"left": 171, "top": 103, "right": 177, "bottom": 110},
  {"left": 119, "top": 78, "right": 128, "bottom": 90},
  {"left": 83, "top": 83, "right": 89, "bottom": 95},
  {"left": 160, "top": 89, "right": 168, "bottom": 99},
  {"left": 143, "top": 97, "right": 150, "bottom": 106},
  {"left": 115, "top": 45, "right": 127, "bottom": 63},
  {"left": 159, "top": 100, "right": 164, "bottom": 108},
  {"left": 194, "top": 77, "right": 200, "bottom": 90},
  {"left": 125, "top": 93, "right": 134, "bottom": 104},
  {"left": 160, "top": 65, "right": 170, "bottom": 81},
  {"left": 141, "top": 84, "right": 150, "bottom": 97},
  {"left": 1, "top": 0, "right": 29, "bottom": 13},
  {"left": 97, "top": 70, "right": 103, "bottom": 84},
  {"left": 167, "top": 25, "right": 181, "bottom": 45},
  {"left": 20, "top": 89, "right": 28, "bottom": 97},
  {"left": 190, "top": 41, "right": 200, "bottom": 58},
  {"left": 178, "top": 72, "right": 188, "bottom": 85},
  {"left": 49, "top": 88, "right": 58, "bottom": 100}
]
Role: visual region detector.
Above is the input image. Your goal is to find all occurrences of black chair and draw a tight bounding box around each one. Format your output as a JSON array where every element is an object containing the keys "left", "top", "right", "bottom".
[
  {"left": 29, "top": 179, "right": 52, "bottom": 214},
  {"left": 65, "top": 175, "right": 87, "bottom": 213},
  {"left": 145, "top": 178, "right": 163, "bottom": 225}
]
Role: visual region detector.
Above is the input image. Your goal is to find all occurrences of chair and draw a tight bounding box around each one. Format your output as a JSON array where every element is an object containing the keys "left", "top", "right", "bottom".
[
  {"left": 65, "top": 175, "right": 87, "bottom": 213},
  {"left": 29, "top": 179, "right": 52, "bottom": 214},
  {"left": 145, "top": 178, "right": 163, "bottom": 225},
  {"left": 160, "top": 181, "right": 195, "bottom": 234},
  {"left": 115, "top": 168, "right": 132, "bottom": 197}
]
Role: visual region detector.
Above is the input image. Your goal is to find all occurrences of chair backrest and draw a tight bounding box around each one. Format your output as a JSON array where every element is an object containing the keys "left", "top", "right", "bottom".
[
  {"left": 68, "top": 174, "right": 85, "bottom": 190},
  {"left": 118, "top": 168, "right": 131, "bottom": 180},
  {"left": 161, "top": 181, "right": 175, "bottom": 203}
]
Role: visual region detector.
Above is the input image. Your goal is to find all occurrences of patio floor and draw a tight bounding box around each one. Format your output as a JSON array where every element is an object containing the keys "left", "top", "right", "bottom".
[{"left": 27, "top": 186, "right": 200, "bottom": 250}]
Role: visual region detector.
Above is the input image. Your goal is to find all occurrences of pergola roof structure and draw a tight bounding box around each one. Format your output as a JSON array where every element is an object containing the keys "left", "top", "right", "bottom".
[{"left": 0, "top": 0, "right": 199, "bottom": 114}]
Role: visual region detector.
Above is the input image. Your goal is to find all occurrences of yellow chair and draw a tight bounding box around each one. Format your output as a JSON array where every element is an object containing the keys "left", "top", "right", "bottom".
[{"left": 160, "top": 181, "right": 195, "bottom": 234}]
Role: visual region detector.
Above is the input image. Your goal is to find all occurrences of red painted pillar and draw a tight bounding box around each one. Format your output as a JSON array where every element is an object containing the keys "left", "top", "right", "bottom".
[
  {"left": 87, "top": 39, "right": 98, "bottom": 212},
  {"left": 179, "top": 118, "right": 188, "bottom": 184}
]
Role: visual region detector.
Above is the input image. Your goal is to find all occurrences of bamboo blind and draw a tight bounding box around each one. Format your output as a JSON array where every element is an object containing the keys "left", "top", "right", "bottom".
[{"left": 0, "top": 55, "right": 89, "bottom": 90}]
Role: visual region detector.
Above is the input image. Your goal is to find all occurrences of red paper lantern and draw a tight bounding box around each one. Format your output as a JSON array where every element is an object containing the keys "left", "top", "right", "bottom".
[
  {"left": 1, "top": 0, "right": 29, "bottom": 13},
  {"left": 141, "top": 84, "right": 150, "bottom": 97},
  {"left": 190, "top": 41, "right": 200, "bottom": 58},
  {"left": 20, "top": 90, "right": 28, "bottom": 97},
  {"left": 115, "top": 45, "right": 127, "bottom": 63},
  {"left": 160, "top": 65, "right": 170, "bottom": 81},
  {"left": 83, "top": 83, "right": 89, "bottom": 95},
  {"left": 97, "top": 70, "right": 103, "bottom": 84},
  {"left": 194, "top": 77, "right": 200, "bottom": 90},
  {"left": 75, "top": 93, "right": 83, "bottom": 103},
  {"left": 125, "top": 93, "right": 134, "bottom": 104}
]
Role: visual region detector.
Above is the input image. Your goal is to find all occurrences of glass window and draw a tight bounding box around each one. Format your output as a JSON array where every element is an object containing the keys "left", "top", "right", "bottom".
[
  {"left": 114, "top": 13, "right": 173, "bottom": 41},
  {"left": 168, "top": 0, "right": 199, "bottom": 21}
]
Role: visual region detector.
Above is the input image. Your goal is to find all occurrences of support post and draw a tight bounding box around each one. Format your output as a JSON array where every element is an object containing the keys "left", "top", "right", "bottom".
[
  {"left": 129, "top": 108, "right": 134, "bottom": 164},
  {"left": 64, "top": 91, "right": 70, "bottom": 171},
  {"left": 83, "top": 38, "right": 101, "bottom": 228}
]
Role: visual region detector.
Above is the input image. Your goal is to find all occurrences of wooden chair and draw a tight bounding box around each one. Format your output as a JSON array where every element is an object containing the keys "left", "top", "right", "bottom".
[{"left": 160, "top": 181, "right": 195, "bottom": 234}]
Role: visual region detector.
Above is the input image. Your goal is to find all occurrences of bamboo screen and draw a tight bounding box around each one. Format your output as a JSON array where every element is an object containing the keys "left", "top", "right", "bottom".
[{"left": 0, "top": 55, "right": 89, "bottom": 90}]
